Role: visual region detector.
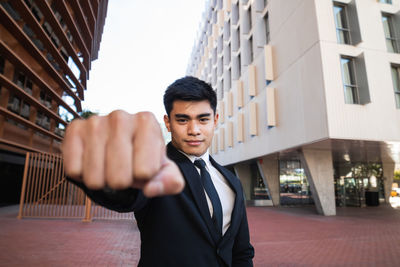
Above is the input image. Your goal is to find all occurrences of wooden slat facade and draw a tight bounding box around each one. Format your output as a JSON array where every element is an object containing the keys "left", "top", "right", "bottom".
[{"left": 0, "top": 0, "right": 108, "bottom": 154}]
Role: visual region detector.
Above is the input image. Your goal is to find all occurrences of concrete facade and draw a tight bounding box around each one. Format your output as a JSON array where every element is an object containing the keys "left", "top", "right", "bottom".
[{"left": 187, "top": 0, "right": 400, "bottom": 215}]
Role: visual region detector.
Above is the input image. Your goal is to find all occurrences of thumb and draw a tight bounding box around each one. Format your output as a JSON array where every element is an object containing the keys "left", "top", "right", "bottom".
[{"left": 142, "top": 157, "right": 185, "bottom": 197}]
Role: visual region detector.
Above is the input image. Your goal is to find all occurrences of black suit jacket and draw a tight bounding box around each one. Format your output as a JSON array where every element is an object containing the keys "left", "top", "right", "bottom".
[{"left": 75, "top": 143, "right": 254, "bottom": 267}]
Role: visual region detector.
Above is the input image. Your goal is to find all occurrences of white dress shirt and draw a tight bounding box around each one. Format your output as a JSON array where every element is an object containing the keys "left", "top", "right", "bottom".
[{"left": 181, "top": 150, "right": 236, "bottom": 235}]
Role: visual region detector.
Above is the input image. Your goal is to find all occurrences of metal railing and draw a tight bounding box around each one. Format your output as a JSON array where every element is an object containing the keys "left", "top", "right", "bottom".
[{"left": 18, "top": 152, "right": 134, "bottom": 222}]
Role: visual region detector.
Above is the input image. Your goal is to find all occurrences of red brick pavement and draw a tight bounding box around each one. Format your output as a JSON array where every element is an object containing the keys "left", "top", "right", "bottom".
[{"left": 1, "top": 205, "right": 400, "bottom": 266}]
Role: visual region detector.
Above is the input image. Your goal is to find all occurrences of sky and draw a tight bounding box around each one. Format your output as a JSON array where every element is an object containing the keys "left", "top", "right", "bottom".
[{"left": 83, "top": 0, "right": 206, "bottom": 122}]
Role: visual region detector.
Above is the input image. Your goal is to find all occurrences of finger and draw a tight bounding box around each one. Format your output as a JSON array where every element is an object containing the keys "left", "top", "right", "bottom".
[
  {"left": 105, "top": 110, "right": 133, "bottom": 189},
  {"left": 142, "top": 157, "right": 185, "bottom": 197},
  {"left": 62, "top": 119, "right": 85, "bottom": 180},
  {"left": 131, "top": 112, "right": 164, "bottom": 181},
  {"left": 82, "top": 116, "right": 107, "bottom": 189}
]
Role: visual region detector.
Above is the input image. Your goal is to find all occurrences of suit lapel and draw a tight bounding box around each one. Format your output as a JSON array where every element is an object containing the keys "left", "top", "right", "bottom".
[
  {"left": 209, "top": 156, "right": 242, "bottom": 240},
  {"left": 167, "top": 143, "right": 221, "bottom": 244}
]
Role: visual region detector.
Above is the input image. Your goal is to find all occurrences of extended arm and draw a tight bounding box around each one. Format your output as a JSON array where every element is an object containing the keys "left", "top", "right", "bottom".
[{"left": 62, "top": 110, "right": 185, "bottom": 206}]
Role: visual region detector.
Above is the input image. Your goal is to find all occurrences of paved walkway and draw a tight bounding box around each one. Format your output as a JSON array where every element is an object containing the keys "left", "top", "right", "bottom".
[{"left": 1, "top": 204, "right": 400, "bottom": 266}]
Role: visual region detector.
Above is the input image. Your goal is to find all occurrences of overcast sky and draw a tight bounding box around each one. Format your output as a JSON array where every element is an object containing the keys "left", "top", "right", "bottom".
[{"left": 83, "top": 0, "right": 206, "bottom": 122}]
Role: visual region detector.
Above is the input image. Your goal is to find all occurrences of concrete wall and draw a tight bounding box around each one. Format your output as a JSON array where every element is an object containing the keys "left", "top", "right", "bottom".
[
  {"left": 191, "top": 0, "right": 400, "bottom": 167},
  {"left": 209, "top": 0, "right": 330, "bottom": 166},
  {"left": 314, "top": 0, "right": 400, "bottom": 141}
]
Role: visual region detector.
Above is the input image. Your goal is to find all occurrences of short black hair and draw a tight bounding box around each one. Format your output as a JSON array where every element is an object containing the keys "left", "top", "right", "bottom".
[{"left": 163, "top": 76, "right": 217, "bottom": 116}]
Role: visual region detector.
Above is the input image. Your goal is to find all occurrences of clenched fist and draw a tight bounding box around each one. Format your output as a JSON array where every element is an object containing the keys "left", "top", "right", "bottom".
[{"left": 62, "top": 110, "right": 185, "bottom": 197}]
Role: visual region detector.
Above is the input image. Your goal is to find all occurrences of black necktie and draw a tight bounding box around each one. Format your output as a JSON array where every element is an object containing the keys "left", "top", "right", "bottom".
[{"left": 194, "top": 159, "right": 223, "bottom": 236}]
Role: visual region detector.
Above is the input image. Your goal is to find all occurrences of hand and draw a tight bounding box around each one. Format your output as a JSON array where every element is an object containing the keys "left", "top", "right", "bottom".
[{"left": 62, "top": 110, "right": 185, "bottom": 197}]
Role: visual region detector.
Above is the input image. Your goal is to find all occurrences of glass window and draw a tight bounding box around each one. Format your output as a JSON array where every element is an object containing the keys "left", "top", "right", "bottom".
[
  {"left": 249, "top": 36, "right": 254, "bottom": 63},
  {"left": 334, "top": 4, "right": 350, "bottom": 44},
  {"left": 391, "top": 65, "right": 400, "bottom": 108},
  {"left": 250, "top": 162, "right": 270, "bottom": 203},
  {"left": 382, "top": 15, "right": 398, "bottom": 53},
  {"left": 279, "top": 160, "right": 313, "bottom": 206},
  {"left": 21, "top": 102, "right": 30, "bottom": 119},
  {"left": 13, "top": 71, "right": 33, "bottom": 95},
  {"left": 341, "top": 57, "right": 359, "bottom": 104},
  {"left": 248, "top": 5, "right": 252, "bottom": 31},
  {"left": 0, "top": 56, "right": 4, "bottom": 74},
  {"left": 237, "top": 25, "right": 241, "bottom": 49},
  {"left": 264, "top": 13, "right": 270, "bottom": 44},
  {"left": 379, "top": 0, "right": 392, "bottom": 4},
  {"left": 7, "top": 95, "right": 20, "bottom": 113}
]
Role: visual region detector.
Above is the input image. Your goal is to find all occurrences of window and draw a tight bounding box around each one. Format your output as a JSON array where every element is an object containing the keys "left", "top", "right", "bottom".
[
  {"left": 340, "top": 55, "right": 370, "bottom": 105},
  {"left": 264, "top": 0, "right": 268, "bottom": 8},
  {"left": 333, "top": 1, "right": 362, "bottom": 45},
  {"left": 333, "top": 4, "right": 350, "bottom": 44},
  {"left": 249, "top": 36, "right": 254, "bottom": 63},
  {"left": 264, "top": 13, "right": 270, "bottom": 44},
  {"left": 0, "top": 56, "right": 4, "bottom": 74},
  {"left": 341, "top": 57, "right": 358, "bottom": 104},
  {"left": 391, "top": 65, "right": 400, "bottom": 108},
  {"left": 13, "top": 71, "right": 33, "bottom": 95},
  {"left": 36, "top": 112, "right": 51, "bottom": 130},
  {"left": 40, "top": 90, "right": 53, "bottom": 108},
  {"left": 248, "top": 5, "right": 252, "bottom": 31},
  {"left": 238, "top": 26, "right": 241, "bottom": 49},
  {"left": 379, "top": 0, "right": 392, "bottom": 4},
  {"left": 238, "top": 53, "right": 241, "bottom": 76},
  {"left": 7, "top": 94, "right": 31, "bottom": 119},
  {"left": 382, "top": 14, "right": 398, "bottom": 53}
]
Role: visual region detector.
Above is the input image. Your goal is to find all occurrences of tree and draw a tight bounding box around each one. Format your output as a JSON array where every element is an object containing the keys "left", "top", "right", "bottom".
[
  {"left": 394, "top": 170, "right": 400, "bottom": 183},
  {"left": 79, "top": 109, "right": 98, "bottom": 119}
]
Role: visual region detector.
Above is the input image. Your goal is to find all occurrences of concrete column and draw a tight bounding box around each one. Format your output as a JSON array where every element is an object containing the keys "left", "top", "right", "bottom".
[
  {"left": 299, "top": 148, "right": 336, "bottom": 216},
  {"left": 233, "top": 163, "right": 252, "bottom": 201},
  {"left": 257, "top": 156, "right": 280, "bottom": 206},
  {"left": 383, "top": 161, "right": 395, "bottom": 203}
]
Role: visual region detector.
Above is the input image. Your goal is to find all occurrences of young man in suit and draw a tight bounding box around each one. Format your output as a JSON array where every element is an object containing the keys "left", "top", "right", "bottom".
[{"left": 63, "top": 76, "right": 254, "bottom": 266}]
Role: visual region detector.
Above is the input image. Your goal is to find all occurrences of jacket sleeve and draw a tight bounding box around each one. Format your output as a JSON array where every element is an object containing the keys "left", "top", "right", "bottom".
[
  {"left": 66, "top": 177, "right": 148, "bottom": 213},
  {"left": 232, "top": 195, "right": 255, "bottom": 266}
]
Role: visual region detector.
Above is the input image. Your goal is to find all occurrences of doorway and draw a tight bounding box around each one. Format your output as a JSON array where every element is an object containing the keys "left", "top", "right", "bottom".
[
  {"left": 334, "top": 162, "right": 384, "bottom": 207},
  {"left": 279, "top": 160, "right": 313, "bottom": 206}
]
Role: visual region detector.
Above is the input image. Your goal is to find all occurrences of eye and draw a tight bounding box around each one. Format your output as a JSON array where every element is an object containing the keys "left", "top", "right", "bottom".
[
  {"left": 200, "top": 118, "right": 210, "bottom": 123},
  {"left": 177, "top": 118, "right": 187, "bottom": 123}
]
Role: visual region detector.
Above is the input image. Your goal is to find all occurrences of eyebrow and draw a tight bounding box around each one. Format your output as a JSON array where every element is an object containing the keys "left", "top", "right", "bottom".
[{"left": 174, "top": 113, "right": 212, "bottom": 119}]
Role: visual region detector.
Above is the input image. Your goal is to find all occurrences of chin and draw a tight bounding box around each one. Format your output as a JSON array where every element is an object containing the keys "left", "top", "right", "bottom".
[{"left": 183, "top": 146, "right": 206, "bottom": 157}]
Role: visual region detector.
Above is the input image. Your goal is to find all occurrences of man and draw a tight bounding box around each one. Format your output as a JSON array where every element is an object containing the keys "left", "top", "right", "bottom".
[{"left": 63, "top": 76, "right": 254, "bottom": 266}]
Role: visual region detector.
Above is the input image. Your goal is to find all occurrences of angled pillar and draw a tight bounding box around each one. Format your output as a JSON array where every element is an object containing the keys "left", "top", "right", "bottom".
[
  {"left": 383, "top": 161, "right": 395, "bottom": 203},
  {"left": 234, "top": 163, "right": 252, "bottom": 201},
  {"left": 299, "top": 148, "right": 336, "bottom": 216},
  {"left": 257, "top": 156, "right": 280, "bottom": 206}
]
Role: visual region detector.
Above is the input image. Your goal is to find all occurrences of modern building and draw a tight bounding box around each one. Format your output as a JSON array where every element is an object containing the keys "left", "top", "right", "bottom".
[
  {"left": 0, "top": 0, "right": 108, "bottom": 205},
  {"left": 187, "top": 0, "right": 400, "bottom": 215}
]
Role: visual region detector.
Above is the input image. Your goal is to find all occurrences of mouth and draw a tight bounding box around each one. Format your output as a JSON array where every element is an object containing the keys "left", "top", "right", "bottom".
[{"left": 185, "top": 140, "right": 204, "bottom": 146}]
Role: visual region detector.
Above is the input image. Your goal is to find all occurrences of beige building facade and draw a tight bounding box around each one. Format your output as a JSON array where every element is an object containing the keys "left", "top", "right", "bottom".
[{"left": 187, "top": 0, "right": 400, "bottom": 215}]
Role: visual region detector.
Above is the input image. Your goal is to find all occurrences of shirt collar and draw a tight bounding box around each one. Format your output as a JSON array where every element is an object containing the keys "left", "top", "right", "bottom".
[{"left": 179, "top": 149, "right": 210, "bottom": 166}]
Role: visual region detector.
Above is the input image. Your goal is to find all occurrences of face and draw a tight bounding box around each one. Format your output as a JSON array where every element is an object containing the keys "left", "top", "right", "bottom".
[{"left": 164, "top": 100, "right": 218, "bottom": 157}]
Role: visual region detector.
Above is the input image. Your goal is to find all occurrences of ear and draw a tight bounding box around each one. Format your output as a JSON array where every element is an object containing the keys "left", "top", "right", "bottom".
[
  {"left": 213, "top": 113, "right": 219, "bottom": 127},
  {"left": 164, "top": 115, "right": 171, "bottom": 132}
]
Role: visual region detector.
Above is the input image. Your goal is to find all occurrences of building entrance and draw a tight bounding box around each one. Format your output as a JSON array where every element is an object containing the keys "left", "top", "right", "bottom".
[
  {"left": 334, "top": 162, "right": 384, "bottom": 207},
  {"left": 279, "top": 160, "right": 313, "bottom": 205}
]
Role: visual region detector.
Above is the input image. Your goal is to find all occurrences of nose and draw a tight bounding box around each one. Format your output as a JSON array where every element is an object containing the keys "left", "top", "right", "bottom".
[{"left": 187, "top": 121, "right": 201, "bottom": 136}]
